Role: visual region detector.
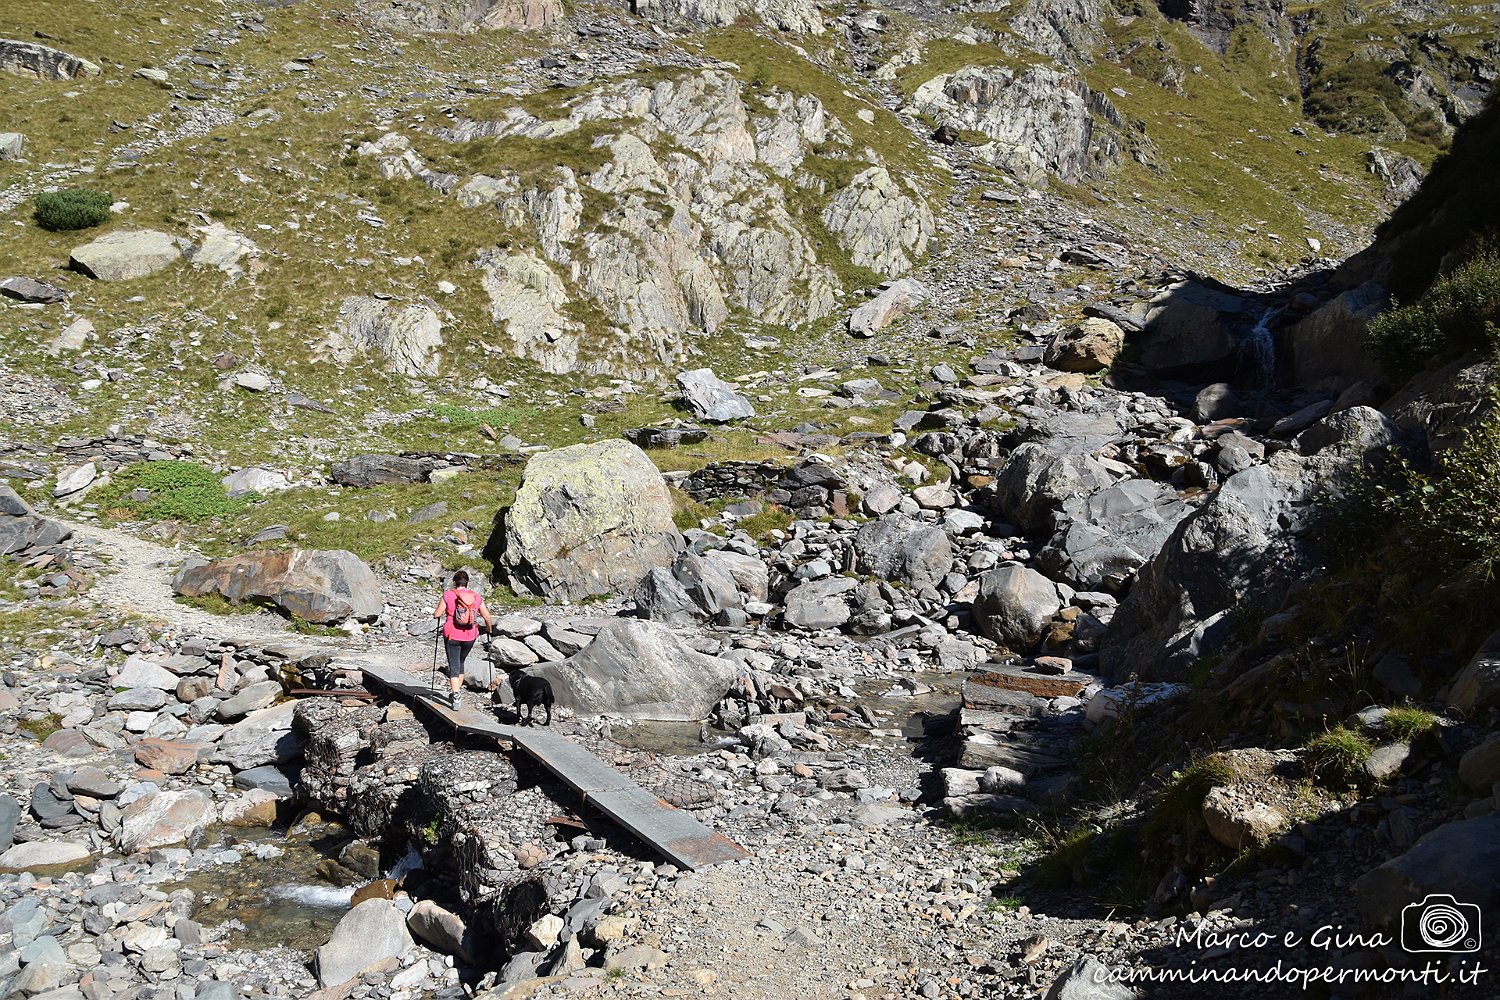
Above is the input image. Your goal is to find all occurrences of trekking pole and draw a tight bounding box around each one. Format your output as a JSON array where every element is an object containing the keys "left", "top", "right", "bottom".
[{"left": 430, "top": 623, "right": 441, "bottom": 699}]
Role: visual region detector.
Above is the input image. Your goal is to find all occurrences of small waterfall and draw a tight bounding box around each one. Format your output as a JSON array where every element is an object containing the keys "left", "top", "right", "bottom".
[
  {"left": 1242, "top": 306, "right": 1282, "bottom": 387},
  {"left": 387, "top": 843, "right": 425, "bottom": 882}
]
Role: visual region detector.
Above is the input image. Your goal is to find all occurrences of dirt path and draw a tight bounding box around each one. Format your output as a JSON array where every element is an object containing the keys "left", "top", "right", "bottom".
[{"left": 67, "top": 520, "right": 318, "bottom": 645}]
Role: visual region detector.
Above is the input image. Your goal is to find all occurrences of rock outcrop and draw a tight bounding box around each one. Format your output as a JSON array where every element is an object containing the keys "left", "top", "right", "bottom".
[
  {"left": 501, "top": 440, "right": 682, "bottom": 602},
  {"left": 821, "top": 167, "right": 933, "bottom": 276},
  {"left": 911, "top": 66, "right": 1122, "bottom": 185},
  {"left": 173, "top": 549, "right": 385, "bottom": 623},
  {"left": 69, "top": 231, "right": 184, "bottom": 282},
  {"left": 676, "top": 368, "right": 755, "bottom": 422},
  {"left": 325, "top": 296, "right": 444, "bottom": 377},
  {"left": 1, "top": 39, "right": 101, "bottom": 80}
]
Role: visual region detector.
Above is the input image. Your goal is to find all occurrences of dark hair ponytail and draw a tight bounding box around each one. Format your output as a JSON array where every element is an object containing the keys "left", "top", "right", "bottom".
[{"left": 453, "top": 570, "right": 469, "bottom": 588}]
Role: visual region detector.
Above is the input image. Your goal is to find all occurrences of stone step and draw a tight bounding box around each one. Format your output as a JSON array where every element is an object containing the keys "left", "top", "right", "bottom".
[
  {"left": 964, "top": 664, "right": 1095, "bottom": 703},
  {"left": 957, "top": 735, "right": 1071, "bottom": 774}
]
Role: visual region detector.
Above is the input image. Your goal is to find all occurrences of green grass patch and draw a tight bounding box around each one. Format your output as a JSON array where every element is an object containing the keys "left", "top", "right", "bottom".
[
  {"left": 737, "top": 503, "right": 794, "bottom": 541},
  {"left": 92, "top": 461, "right": 251, "bottom": 524},
  {"left": 1143, "top": 752, "right": 1235, "bottom": 847},
  {"left": 429, "top": 403, "right": 543, "bottom": 431},
  {"left": 18, "top": 713, "right": 64, "bottom": 742},
  {"left": 1304, "top": 726, "right": 1374, "bottom": 787},
  {"left": 175, "top": 593, "right": 265, "bottom": 617},
  {"left": 1383, "top": 706, "right": 1439, "bottom": 742}
]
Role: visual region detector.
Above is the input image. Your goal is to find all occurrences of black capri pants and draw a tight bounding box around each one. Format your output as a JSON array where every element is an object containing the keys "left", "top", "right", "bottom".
[{"left": 444, "top": 638, "right": 474, "bottom": 679}]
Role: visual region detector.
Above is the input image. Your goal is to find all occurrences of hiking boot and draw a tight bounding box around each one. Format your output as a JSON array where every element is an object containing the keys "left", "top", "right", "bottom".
[{"left": 447, "top": 689, "right": 461, "bottom": 710}]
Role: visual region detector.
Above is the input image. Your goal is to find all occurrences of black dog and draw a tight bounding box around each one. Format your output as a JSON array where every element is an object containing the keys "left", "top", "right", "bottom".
[{"left": 511, "top": 672, "right": 554, "bottom": 727}]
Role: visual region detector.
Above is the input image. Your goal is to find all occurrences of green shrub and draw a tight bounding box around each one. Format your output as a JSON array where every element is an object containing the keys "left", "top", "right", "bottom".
[
  {"left": 1304, "top": 726, "right": 1374, "bottom": 787},
  {"left": 93, "top": 461, "right": 251, "bottom": 524},
  {"left": 1144, "top": 752, "right": 1236, "bottom": 845},
  {"left": 33, "top": 188, "right": 113, "bottom": 231},
  {"left": 1386, "top": 392, "right": 1500, "bottom": 579},
  {"left": 1366, "top": 249, "right": 1500, "bottom": 380}
]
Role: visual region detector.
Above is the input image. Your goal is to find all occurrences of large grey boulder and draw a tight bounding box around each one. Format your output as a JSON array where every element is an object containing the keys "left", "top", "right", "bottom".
[
  {"left": 1102, "top": 465, "right": 1299, "bottom": 680},
  {"left": 501, "top": 440, "right": 682, "bottom": 602},
  {"left": 325, "top": 296, "right": 443, "bottom": 377},
  {"left": 1449, "top": 628, "right": 1500, "bottom": 714},
  {"left": 634, "top": 567, "right": 703, "bottom": 626},
  {"left": 527, "top": 619, "right": 736, "bottom": 721},
  {"left": 1044, "top": 318, "right": 1124, "bottom": 374},
  {"left": 1037, "top": 479, "right": 1194, "bottom": 590},
  {"left": 69, "top": 230, "right": 184, "bottom": 281},
  {"left": 0, "top": 133, "right": 22, "bottom": 160},
  {"left": 0, "top": 841, "right": 90, "bottom": 872},
  {"left": 315, "top": 898, "right": 414, "bottom": 988},
  {"left": 847, "top": 278, "right": 927, "bottom": 337},
  {"left": 331, "top": 453, "right": 440, "bottom": 487},
  {"left": 1354, "top": 814, "right": 1500, "bottom": 932},
  {"left": 1043, "top": 955, "right": 1136, "bottom": 1000},
  {"left": 852, "top": 515, "right": 952, "bottom": 591},
  {"left": 1132, "top": 276, "right": 1249, "bottom": 382},
  {"left": 676, "top": 368, "right": 755, "bottom": 422},
  {"left": 211, "top": 702, "right": 301, "bottom": 770},
  {"left": 783, "top": 576, "right": 857, "bottom": 630},
  {"left": 974, "top": 564, "right": 1061, "bottom": 651},
  {"left": 0, "top": 484, "right": 71, "bottom": 555},
  {"left": 173, "top": 549, "right": 384, "bottom": 623},
  {"left": 1105, "top": 408, "right": 1402, "bottom": 681},
  {"left": 116, "top": 789, "right": 216, "bottom": 852},
  {"left": 1, "top": 39, "right": 101, "bottom": 79},
  {"left": 989, "top": 443, "right": 1114, "bottom": 533}
]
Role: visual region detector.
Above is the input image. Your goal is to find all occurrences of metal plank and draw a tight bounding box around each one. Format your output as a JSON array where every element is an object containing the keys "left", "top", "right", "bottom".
[{"left": 354, "top": 658, "right": 749, "bottom": 869}]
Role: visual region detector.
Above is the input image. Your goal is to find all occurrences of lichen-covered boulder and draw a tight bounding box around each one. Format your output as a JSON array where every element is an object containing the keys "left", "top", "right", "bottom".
[{"left": 501, "top": 440, "right": 682, "bottom": 602}]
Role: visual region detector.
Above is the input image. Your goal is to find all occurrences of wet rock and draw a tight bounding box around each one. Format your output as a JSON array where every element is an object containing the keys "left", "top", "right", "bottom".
[
  {"left": 173, "top": 549, "right": 384, "bottom": 623},
  {"left": 501, "top": 440, "right": 681, "bottom": 602}
]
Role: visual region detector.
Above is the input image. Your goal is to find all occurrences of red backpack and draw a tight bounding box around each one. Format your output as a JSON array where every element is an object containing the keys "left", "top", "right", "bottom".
[{"left": 451, "top": 590, "right": 478, "bottom": 630}]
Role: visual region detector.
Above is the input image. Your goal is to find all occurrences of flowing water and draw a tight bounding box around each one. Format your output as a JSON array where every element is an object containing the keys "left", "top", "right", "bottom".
[
  {"left": 168, "top": 823, "right": 366, "bottom": 953},
  {"left": 1243, "top": 306, "right": 1282, "bottom": 387}
]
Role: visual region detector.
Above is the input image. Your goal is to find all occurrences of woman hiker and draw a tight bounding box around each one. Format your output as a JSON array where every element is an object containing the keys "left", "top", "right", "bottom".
[{"left": 432, "top": 570, "right": 493, "bottom": 709}]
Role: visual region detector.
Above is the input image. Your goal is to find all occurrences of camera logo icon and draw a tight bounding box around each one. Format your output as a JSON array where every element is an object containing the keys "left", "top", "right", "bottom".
[{"left": 1401, "top": 894, "right": 1482, "bottom": 953}]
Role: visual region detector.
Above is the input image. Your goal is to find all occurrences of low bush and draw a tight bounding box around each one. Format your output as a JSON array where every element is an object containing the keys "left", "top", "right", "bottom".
[
  {"left": 33, "top": 188, "right": 113, "bottom": 231},
  {"left": 94, "top": 461, "right": 251, "bottom": 523},
  {"left": 1366, "top": 249, "right": 1500, "bottom": 380},
  {"left": 1383, "top": 706, "right": 1439, "bottom": 742}
]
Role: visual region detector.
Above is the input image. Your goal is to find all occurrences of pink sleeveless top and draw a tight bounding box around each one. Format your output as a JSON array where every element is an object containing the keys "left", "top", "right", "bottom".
[{"left": 442, "top": 588, "right": 482, "bottom": 642}]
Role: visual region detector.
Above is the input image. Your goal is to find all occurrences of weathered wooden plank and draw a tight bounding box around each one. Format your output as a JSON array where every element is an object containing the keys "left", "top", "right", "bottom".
[{"left": 356, "top": 659, "right": 750, "bottom": 870}]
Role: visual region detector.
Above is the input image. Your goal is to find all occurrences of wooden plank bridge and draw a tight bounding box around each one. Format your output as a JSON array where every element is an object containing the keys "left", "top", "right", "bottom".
[{"left": 355, "top": 659, "right": 750, "bottom": 872}]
